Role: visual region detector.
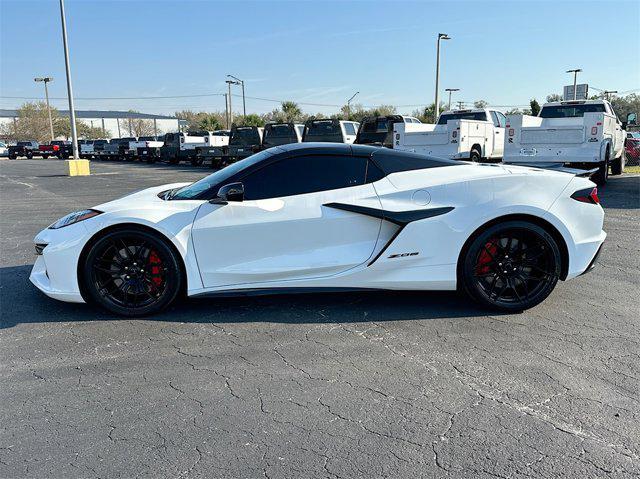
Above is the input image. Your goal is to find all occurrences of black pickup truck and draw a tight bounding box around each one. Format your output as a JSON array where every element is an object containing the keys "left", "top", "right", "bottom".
[{"left": 8, "top": 140, "right": 40, "bottom": 159}]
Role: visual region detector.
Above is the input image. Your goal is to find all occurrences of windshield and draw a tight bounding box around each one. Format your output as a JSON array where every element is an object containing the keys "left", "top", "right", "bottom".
[
  {"left": 17, "top": 141, "right": 32, "bottom": 146},
  {"left": 437, "top": 112, "right": 488, "bottom": 124},
  {"left": 170, "top": 149, "right": 274, "bottom": 200},
  {"left": 539, "top": 104, "right": 606, "bottom": 118}
]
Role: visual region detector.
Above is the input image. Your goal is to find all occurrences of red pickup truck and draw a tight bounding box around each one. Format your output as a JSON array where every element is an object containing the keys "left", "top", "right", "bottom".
[{"left": 39, "top": 140, "right": 72, "bottom": 159}]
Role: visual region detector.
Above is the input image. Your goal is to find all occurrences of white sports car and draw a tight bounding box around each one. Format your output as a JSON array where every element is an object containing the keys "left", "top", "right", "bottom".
[{"left": 30, "top": 143, "right": 605, "bottom": 316}]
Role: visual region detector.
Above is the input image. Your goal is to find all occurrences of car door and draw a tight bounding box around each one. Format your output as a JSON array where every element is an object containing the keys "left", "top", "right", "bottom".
[
  {"left": 491, "top": 111, "right": 506, "bottom": 158},
  {"left": 191, "top": 153, "right": 383, "bottom": 288}
]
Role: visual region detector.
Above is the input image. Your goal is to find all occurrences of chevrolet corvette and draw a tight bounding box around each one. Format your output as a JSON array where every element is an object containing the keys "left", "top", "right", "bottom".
[{"left": 30, "top": 143, "right": 605, "bottom": 316}]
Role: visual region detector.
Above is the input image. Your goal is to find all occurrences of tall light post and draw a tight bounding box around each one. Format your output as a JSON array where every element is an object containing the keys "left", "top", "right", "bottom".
[
  {"left": 34, "top": 77, "right": 54, "bottom": 140},
  {"left": 58, "top": 0, "right": 79, "bottom": 158},
  {"left": 346, "top": 91, "right": 359, "bottom": 120},
  {"left": 445, "top": 88, "right": 459, "bottom": 111},
  {"left": 227, "top": 75, "right": 245, "bottom": 118},
  {"left": 566, "top": 68, "right": 582, "bottom": 100},
  {"left": 434, "top": 33, "right": 451, "bottom": 120},
  {"left": 225, "top": 79, "right": 240, "bottom": 126},
  {"left": 603, "top": 90, "right": 617, "bottom": 101}
]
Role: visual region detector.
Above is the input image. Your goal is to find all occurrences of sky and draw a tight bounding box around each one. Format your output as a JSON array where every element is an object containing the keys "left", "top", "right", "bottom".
[{"left": 1, "top": 0, "right": 639, "bottom": 117}]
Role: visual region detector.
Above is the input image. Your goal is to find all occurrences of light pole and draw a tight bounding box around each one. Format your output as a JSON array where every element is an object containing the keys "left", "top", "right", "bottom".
[
  {"left": 225, "top": 79, "right": 240, "bottom": 126},
  {"left": 227, "top": 75, "right": 245, "bottom": 118},
  {"left": 346, "top": 91, "right": 359, "bottom": 120},
  {"left": 34, "top": 77, "right": 54, "bottom": 140},
  {"left": 603, "top": 90, "right": 617, "bottom": 101},
  {"left": 445, "top": 88, "right": 459, "bottom": 111},
  {"left": 58, "top": 0, "right": 79, "bottom": 158},
  {"left": 566, "top": 68, "right": 582, "bottom": 100},
  {"left": 434, "top": 33, "right": 451, "bottom": 120}
]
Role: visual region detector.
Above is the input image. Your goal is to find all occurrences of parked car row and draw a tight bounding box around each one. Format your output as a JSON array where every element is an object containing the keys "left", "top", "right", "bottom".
[
  {"left": 5, "top": 99, "right": 636, "bottom": 185},
  {"left": 7, "top": 140, "right": 72, "bottom": 159}
]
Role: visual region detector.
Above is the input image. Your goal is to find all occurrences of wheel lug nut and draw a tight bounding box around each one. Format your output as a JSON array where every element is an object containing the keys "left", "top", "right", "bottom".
[
  {"left": 125, "top": 275, "right": 130, "bottom": 279},
  {"left": 498, "top": 263, "right": 502, "bottom": 266}
]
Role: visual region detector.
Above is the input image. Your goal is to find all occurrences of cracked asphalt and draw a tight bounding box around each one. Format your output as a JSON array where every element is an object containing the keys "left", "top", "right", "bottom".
[{"left": 1, "top": 158, "right": 639, "bottom": 478}]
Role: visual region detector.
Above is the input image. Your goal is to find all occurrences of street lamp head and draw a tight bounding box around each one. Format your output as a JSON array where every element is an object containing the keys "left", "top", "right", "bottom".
[
  {"left": 227, "top": 74, "right": 243, "bottom": 83},
  {"left": 439, "top": 33, "right": 451, "bottom": 40},
  {"left": 445, "top": 88, "right": 460, "bottom": 92},
  {"left": 225, "top": 79, "right": 240, "bottom": 85},
  {"left": 566, "top": 69, "right": 582, "bottom": 73},
  {"left": 34, "top": 77, "right": 53, "bottom": 82}
]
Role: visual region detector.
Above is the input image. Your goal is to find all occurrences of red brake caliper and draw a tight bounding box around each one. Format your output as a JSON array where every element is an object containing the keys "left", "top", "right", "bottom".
[
  {"left": 476, "top": 241, "right": 497, "bottom": 275},
  {"left": 148, "top": 250, "right": 163, "bottom": 287}
]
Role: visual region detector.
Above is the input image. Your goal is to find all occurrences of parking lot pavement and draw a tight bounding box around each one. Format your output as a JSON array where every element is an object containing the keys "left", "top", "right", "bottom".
[{"left": 0, "top": 158, "right": 639, "bottom": 478}]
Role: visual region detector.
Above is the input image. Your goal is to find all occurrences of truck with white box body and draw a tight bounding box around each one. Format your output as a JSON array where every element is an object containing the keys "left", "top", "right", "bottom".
[
  {"left": 393, "top": 109, "right": 506, "bottom": 161},
  {"left": 503, "top": 100, "right": 627, "bottom": 184}
]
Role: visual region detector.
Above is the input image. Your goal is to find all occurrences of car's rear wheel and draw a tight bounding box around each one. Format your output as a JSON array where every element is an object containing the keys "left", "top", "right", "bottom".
[
  {"left": 611, "top": 150, "right": 625, "bottom": 175},
  {"left": 82, "top": 229, "right": 183, "bottom": 316},
  {"left": 470, "top": 147, "right": 481, "bottom": 162},
  {"left": 461, "top": 221, "right": 561, "bottom": 311}
]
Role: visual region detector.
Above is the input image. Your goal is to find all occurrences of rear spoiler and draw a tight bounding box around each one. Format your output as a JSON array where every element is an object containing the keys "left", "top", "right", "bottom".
[{"left": 505, "top": 162, "right": 598, "bottom": 177}]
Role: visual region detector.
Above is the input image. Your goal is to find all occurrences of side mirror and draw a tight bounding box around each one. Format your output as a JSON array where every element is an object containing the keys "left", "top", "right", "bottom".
[
  {"left": 210, "top": 182, "right": 244, "bottom": 204},
  {"left": 627, "top": 113, "right": 637, "bottom": 125}
]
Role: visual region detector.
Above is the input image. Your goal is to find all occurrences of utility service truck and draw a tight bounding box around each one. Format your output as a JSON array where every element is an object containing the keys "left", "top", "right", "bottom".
[
  {"left": 503, "top": 100, "right": 627, "bottom": 184},
  {"left": 393, "top": 108, "right": 506, "bottom": 161}
]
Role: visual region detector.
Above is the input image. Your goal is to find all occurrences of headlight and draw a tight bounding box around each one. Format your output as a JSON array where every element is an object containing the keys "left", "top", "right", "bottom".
[{"left": 49, "top": 209, "right": 102, "bottom": 229}]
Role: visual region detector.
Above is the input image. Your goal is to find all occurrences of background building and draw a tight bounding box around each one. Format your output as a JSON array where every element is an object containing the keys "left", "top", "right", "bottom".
[{"left": 0, "top": 109, "right": 179, "bottom": 139}]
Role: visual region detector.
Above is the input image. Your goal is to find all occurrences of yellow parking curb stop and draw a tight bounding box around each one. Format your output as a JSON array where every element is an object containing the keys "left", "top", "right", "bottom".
[{"left": 66, "top": 159, "right": 90, "bottom": 176}]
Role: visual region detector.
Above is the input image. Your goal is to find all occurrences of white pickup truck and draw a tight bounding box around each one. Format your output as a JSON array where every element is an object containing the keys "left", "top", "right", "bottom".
[
  {"left": 393, "top": 109, "right": 506, "bottom": 161},
  {"left": 503, "top": 100, "right": 626, "bottom": 184},
  {"left": 129, "top": 136, "right": 165, "bottom": 163}
]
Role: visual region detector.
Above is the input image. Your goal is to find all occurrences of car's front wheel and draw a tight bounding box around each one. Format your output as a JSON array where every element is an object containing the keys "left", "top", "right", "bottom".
[
  {"left": 82, "top": 228, "right": 183, "bottom": 316},
  {"left": 461, "top": 220, "right": 561, "bottom": 311}
]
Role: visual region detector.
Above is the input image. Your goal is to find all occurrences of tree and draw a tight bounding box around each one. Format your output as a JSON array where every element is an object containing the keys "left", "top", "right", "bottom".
[
  {"left": 175, "top": 110, "right": 227, "bottom": 131},
  {"left": 505, "top": 108, "right": 522, "bottom": 115},
  {"left": 546, "top": 94, "right": 562, "bottom": 102},
  {"left": 235, "top": 114, "right": 265, "bottom": 127},
  {"left": 474, "top": 100, "right": 488, "bottom": 109},
  {"left": 411, "top": 102, "right": 445, "bottom": 123},
  {"left": 340, "top": 104, "right": 397, "bottom": 122},
  {"left": 122, "top": 111, "right": 156, "bottom": 137},
  {"left": 281, "top": 101, "right": 302, "bottom": 122},
  {"left": 529, "top": 99, "right": 541, "bottom": 116}
]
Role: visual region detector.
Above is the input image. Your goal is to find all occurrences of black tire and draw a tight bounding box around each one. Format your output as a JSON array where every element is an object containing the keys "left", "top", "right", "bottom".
[
  {"left": 26, "top": 151, "right": 33, "bottom": 159},
  {"left": 611, "top": 150, "right": 625, "bottom": 176},
  {"left": 460, "top": 220, "right": 561, "bottom": 312},
  {"left": 42, "top": 155, "right": 49, "bottom": 159},
  {"left": 169, "top": 154, "right": 180, "bottom": 165},
  {"left": 82, "top": 228, "right": 183, "bottom": 317},
  {"left": 146, "top": 156, "right": 156, "bottom": 164},
  {"left": 56, "top": 153, "right": 63, "bottom": 160},
  {"left": 8, "top": 153, "right": 16, "bottom": 160},
  {"left": 191, "top": 156, "right": 203, "bottom": 166},
  {"left": 469, "top": 148, "right": 481, "bottom": 162},
  {"left": 593, "top": 149, "right": 610, "bottom": 185}
]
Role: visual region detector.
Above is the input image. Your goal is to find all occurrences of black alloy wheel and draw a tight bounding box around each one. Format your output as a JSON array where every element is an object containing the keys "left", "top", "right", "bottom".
[
  {"left": 83, "top": 229, "right": 182, "bottom": 316},
  {"left": 462, "top": 221, "right": 561, "bottom": 311}
]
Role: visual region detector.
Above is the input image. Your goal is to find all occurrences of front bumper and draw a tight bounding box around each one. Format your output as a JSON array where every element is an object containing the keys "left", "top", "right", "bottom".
[
  {"left": 28, "top": 222, "right": 90, "bottom": 304},
  {"left": 30, "top": 255, "right": 84, "bottom": 303}
]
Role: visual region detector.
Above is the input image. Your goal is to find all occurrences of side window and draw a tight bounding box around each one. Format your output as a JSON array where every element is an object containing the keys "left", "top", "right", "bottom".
[
  {"left": 490, "top": 111, "right": 500, "bottom": 127},
  {"left": 344, "top": 123, "right": 356, "bottom": 136},
  {"left": 242, "top": 155, "right": 367, "bottom": 200},
  {"left": 365, "top": 159, "right": 385, "bottom": 183},
  {"left": 496, "top": 112, "right": 507, "bottom": 128}
]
